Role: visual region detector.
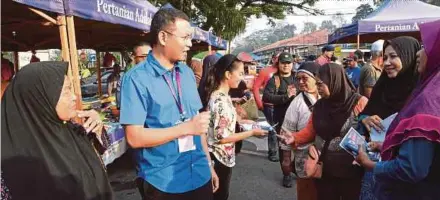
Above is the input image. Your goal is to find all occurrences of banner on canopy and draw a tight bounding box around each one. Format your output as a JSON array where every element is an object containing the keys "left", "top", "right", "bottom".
[
  {"left": 209, "top": 32, "right": 228, "bottom": 50},
  {"left": 13, "top": 0, "right": 65, "bottom": 14},
  {"left": 328, "top": 23, "right": 358, "bottom": 44},
  {"left": 192, "top": 27, "right": 209, "bottom": 42},
  {"left": 64, "top": 0, "right": 158, "bottom": 31},
  {"left": 359, "top": 19, "right": 438, "bottom": 33}
]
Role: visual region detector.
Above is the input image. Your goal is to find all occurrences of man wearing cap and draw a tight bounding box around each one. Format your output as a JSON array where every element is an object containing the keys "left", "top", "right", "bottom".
[
  {"left": 316, "top": 45, "right": 334, "bottom": 66},
  {"left": 345, "top": 53, "right": 361, "bottom": 89},
  {"left": 263, "top": 52, "right": 297, "bottom": 188},
  {"left": 359, "top": 39, "right": 384, "bottom": 98},
  {"left": 252, "top": 53, "right": 280, "bottom": 162}
]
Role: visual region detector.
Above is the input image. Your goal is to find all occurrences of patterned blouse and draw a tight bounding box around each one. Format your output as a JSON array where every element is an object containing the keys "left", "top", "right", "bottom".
[{"left": 207, "top": 91, "right": 237, "bottom": 167}]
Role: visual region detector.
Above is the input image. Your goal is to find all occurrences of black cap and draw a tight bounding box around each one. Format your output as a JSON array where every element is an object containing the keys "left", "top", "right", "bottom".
[
  {"left": 298, "top": 61, "right": 320, "bottom": 77},
  {"left": 322, "top": 45, "right": 335, "bottom": 52},
  {"left": 278, "top": 52, "right": 293, "bottom": 63}
]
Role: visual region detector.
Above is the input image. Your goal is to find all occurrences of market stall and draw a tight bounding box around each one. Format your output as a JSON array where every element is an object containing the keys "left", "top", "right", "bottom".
[
  {"left": 2, "top": 0, "right": 228, "bottom": 166},
  {"left": 2, "top": 0, "right": 156, "bottom": 166},
  {"left": 328, "top": 0, "right": 440, "bottom": 45}
]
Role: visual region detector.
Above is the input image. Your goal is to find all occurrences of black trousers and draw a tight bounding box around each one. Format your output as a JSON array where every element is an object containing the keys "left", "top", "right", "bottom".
[
  {"left": 137, "top": 178, "right": 213, "bottom": 200},
  {"left": 211, "top": 153, "right": 233, "bottom": 200},
  {"left": 315, "top": 176, "right": 362, "bottom": 200}
]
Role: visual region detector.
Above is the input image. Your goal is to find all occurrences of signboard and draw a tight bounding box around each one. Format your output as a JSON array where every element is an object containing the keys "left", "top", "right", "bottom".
[{"left": 334, "top": 45, "right": 342, "bottom": 58}]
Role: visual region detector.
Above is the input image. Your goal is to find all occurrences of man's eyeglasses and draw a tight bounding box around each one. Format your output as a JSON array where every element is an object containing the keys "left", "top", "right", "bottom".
[{"left": 162, "top": 30, "right": 193, "bottom": 41}]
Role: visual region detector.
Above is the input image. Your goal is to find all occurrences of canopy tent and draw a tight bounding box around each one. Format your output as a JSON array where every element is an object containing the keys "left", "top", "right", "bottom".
[
  {"left": 65, "top": 0, "right": 157, "bottom": 31},
  {"left": 2, "top": 0, "right": 157, "bottom": 52},
  {"left": 2, "top": 0, "right": 228, "bottom": 101},
  {"left": 329, "top": 0, "right": 440, "bottom": 44},
  {"left": 2, "top": 0, "right": 227, "bottom": 51}
]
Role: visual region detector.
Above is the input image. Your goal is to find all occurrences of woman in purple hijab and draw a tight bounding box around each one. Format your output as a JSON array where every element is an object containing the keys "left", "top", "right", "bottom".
[{"left": 356, "top": 20, "right": 440, "bottom": 200}]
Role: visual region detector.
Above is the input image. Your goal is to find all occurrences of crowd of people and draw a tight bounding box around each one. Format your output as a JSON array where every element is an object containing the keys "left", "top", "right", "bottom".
[{"left": 1, "top": 5, "right": 439, "bottom": 200}]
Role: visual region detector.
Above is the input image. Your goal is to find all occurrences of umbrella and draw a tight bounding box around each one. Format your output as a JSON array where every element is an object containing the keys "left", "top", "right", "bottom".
[{"left": 236, "top": 52, "right": 254, "bottom": 63}]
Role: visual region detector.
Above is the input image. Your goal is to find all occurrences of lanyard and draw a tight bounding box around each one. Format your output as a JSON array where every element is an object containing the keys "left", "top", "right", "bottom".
[{"left": 163, "top": 69, "right": 185, "bottom": 120}]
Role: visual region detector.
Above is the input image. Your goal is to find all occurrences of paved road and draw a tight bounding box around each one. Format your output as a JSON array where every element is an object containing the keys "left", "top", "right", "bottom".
[{"left": 107, "top": 136, "right": 297, "bottom": 200}]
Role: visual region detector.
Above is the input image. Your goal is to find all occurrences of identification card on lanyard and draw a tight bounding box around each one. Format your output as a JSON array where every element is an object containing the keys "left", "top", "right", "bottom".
[{"left": 163, "top": 69, "right": 195, "bottom": 153}]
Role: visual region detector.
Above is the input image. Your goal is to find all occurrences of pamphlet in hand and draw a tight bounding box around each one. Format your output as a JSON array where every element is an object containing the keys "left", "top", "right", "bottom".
[
  {"left": 340, "top": 127, "right": 381, "bottom": 161},
  {"left": 241, "top": 121, "right": 275, "bottom": 132},
  {"left": 370, "top": 113, "right": 398, "bottom": 142},
  {"left": 339, "top": 127, "right": 368, "bottom": 157}
]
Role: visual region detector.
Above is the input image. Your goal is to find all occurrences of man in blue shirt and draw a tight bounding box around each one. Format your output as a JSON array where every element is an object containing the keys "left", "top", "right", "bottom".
[
  {"left": 120, "top": 8, "right": 218, "bottom": 200},
  {"left": 345, "top": 54, "right": 361, "bottom": 89}
]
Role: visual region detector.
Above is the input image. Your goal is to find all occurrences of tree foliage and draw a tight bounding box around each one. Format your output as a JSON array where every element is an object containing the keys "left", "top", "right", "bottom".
[
  {"left": 302, "top": 22, "right": 317, "bottom": 34},
  {"left": 332, "top": 12, "right": 347, "bottom": 28},
  {"left": 423, "top": 0, "right": 440, "bottom": 6},
  {"left": 319, "top": 20, "right": 337, "bottom": 33},
  {"left": 148, "top": 0, "right": 321, "bottom": 41},
  {"left": 352, "top": 4, "right": 374, "bottom": 23},
  {"left": 232, "top": 23, "right": 297, "bottom": 54}
]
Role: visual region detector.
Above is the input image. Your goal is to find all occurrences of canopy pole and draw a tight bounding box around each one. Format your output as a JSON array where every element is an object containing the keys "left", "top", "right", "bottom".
[
  {"left": 96, "top": 51, "right": 102, "bottom": 97},
  {"left": 29, "top": 7, "right": 58, "bottom": 25},
  {"left": 120, "top": 51, "right": 124, "bottom": 68},
  {"left": 13, "top": 51, "right": 19, "bottom": 72},
  {"left": 57, "top": 16, "right": 72, "bottom": 77},
  {"left": 357, "top": 34, "right": 360, "bottom": 49},
  {"left": 66, "top": 16, "right": 83, "bottom": 111}
]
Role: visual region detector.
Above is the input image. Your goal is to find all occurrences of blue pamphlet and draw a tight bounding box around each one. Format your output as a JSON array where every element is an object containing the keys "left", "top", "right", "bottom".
[
  {"left": 340, "top": 127, "right": 367, "bottom": 157},
  {"left": 370, "top": 113, "right": 398, "bottom": 142},
  {"left": 340, "top": 127, "right": 381, "bottom": 161}
]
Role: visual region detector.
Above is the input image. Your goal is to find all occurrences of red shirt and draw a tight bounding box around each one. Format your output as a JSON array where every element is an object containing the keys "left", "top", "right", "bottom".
[
  {"left": 252, "top": 65, "right": 278, "bottom": 109},
  {"left": 316, "top": 55, "right": 330, "bottom": 66}
]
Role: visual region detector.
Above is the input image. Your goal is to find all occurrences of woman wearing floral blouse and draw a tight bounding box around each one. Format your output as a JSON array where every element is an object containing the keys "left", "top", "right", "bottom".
[{"left": 200, "top": 54, "right": 268, "bottom": 200}]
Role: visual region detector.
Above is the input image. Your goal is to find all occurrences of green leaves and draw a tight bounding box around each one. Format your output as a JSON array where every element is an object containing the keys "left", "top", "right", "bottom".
[
  {"left": 352, "top": 4, "right": 374, "bottom": 24},
  {"left": 149, "top": 0, "right": 320, "bottom": 41}
]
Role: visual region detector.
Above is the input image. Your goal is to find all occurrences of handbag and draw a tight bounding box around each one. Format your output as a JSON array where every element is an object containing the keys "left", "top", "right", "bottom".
[
  {"left": 235, "top": 103, "right": 248, "bottom": 120},
  {"left": 304, "top": 144, "right": 323, "bottom": 178},
  {"left": 241, "top": 97, "right": 259, "bottom": 120}
]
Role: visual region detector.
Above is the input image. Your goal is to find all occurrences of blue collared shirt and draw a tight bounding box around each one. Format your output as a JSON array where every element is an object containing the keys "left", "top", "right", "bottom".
[
  {"left": 372, "top": 138, "right": 439, "bottom": 199},
  {"left": 119, "top": 53, "right": 211, "bottom": 193}
]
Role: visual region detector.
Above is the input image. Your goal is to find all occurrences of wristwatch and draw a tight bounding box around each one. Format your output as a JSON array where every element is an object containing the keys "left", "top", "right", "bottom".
[{"left": 209, "top": 160, "right": 215, "bottom": 168}]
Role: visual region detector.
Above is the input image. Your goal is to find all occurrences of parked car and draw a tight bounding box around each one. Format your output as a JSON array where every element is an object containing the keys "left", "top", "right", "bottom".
[{"left": 81, "top": 70, "right": 122, "bottom": 97}]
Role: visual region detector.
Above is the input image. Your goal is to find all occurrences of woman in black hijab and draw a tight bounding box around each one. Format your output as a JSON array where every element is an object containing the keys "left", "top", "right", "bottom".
[
  {"left": 357, "top": 36, "right": 421, "bottom": 200},
  {"left": 1, "top": 62, "right": 114, "bottom": 200},
  {"left": 280, "top": 63, "right": 369, "bottom": 200},
  {"left": 360, "top": 36, "right": 421, "bottom": 133}
]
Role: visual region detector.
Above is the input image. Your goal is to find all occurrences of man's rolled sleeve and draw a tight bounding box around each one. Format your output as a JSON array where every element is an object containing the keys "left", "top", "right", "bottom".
[{"left": 120, "top": 75, "right": 148, "bottom": 125}]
